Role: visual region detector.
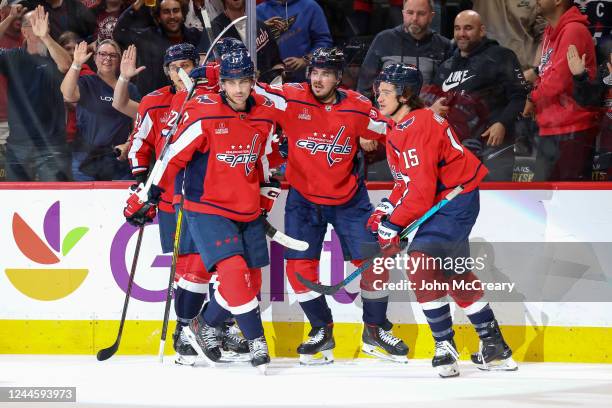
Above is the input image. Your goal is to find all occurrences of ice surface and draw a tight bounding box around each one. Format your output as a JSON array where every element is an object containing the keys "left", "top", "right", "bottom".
[{"left": 1, "top": 355, "right": 611, "bottom": 408}]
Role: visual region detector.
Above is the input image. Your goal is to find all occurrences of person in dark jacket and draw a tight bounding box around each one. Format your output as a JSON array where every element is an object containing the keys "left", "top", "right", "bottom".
[
  {"left": 357, "top": 0, "right": 451, "bottom": 100},
  {"left": 43, "top": 0, "right": 96, "bottom": 42},
  {"left": 113, "top": 0, "right": 209, "bottom": 95},
  {"left": 426, "top": 10, "right": 528, "bottom": 181}
]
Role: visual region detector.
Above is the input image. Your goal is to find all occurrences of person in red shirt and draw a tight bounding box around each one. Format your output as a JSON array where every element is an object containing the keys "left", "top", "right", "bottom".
[
  {"left": 526, "top": 0, "right": 599, "bottom": 180},
  {"left": 255, "top": 47, "right": 409, "bottom": 365},
  {"left": 370, "top": 63, "right": 517, "bottom": 377},
  {"left": 124, "top": 49, "right": 280, "bottom": 374}
]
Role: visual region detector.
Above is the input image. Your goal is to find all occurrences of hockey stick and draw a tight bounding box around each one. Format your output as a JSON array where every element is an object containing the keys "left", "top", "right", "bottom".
[
  {"left": 200, "top": 8, "right": 218, "bottom": 61},
  {"left": 97, "top": 226, "right": 145, "bottom": 361},
  {"left": 157, "top": 200, "right": 184, "bottom": 363},
  {"left": 263, "top": 218, "right": 309, "bottom": 251},
  {"left": 296, "top": 185, "right": 464, "bottom": 295}
]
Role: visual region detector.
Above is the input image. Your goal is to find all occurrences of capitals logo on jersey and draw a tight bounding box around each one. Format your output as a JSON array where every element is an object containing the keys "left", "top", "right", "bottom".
[
  {"left": 196, "top": 95, "right": 217, "bottom": 104},
  {"left": 397, "top": 117, "right": 415, "bottom": 131},
  {"left": 296, "top": 126, "right": 352, "bottom": 167},
  {"left": 216, "top": 134, "right": 260, "bottom": 176}
]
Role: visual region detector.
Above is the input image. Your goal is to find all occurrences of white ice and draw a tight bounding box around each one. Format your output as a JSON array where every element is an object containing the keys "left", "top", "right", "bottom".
[{"left": 1, "top": 355, "right": 611, "bottom": 408}]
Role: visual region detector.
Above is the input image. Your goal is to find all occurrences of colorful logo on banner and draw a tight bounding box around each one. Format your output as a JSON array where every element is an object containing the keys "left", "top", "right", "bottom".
[{"left": 5, "top": 201, "right": 89, "bottom": 301}]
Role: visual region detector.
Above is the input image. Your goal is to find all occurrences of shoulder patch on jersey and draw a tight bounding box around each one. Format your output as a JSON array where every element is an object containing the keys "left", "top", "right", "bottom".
[
  {"left": 396, "top": 117, "right": 415, "bottom": 131},
  {"left": 286, "top": 83, "right": 305, "bottom": 90},
  {"left": 369, "top": 108, "right": 378, "bottom": 119},
  {"left": 432, "top": 112, "right": 446, "bottom": 125},
  {"left": 195, "top": 95, "right": 217, "bottom": 104},
  {"left": 357, "top": 94, "right": 371, "bottom": 103}
]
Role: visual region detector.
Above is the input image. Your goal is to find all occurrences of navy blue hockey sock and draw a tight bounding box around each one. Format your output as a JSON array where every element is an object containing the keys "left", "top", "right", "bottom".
[
  {"left": 174, "top": 286, "right": 206, "bottom": 323},
  {"left": 362, "top": 296, "right": 389, "bottom": 326},
  {"left": 464, "top": 303, "right": 495, "bottom": 339},
  {"left": 234, "top": 306, "right": 264, "bottom": 340},
  {"left": 299, "top": 295, "right": 333, "bottom": 328},
  {"left": 422, "top": 303, "right": 454, "bottom": 342},
  {"left": 201, "top": 294, "right": 232, "bottom": 327}
]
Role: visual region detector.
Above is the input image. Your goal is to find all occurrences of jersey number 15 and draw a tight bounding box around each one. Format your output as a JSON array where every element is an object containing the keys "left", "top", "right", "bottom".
[{"left": 402, "top": 149, "right": 419, "bottom": 168}]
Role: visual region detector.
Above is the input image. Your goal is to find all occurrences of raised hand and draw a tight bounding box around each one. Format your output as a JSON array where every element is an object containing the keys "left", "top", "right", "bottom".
[
  {"left": 73, "top": 41, "right": 92, "bottom": 66},
  {"left": 120, "top": 45, "right": 146, "bottom": 79},
  {"left": 9, "top": 4, "right": 27, "bottom": 20},
  {"left": 30, "top": 5, "right": 49, "bottom": 39},
  {"left": 566, "top": 44, "right": 586, "bottom": 76}
]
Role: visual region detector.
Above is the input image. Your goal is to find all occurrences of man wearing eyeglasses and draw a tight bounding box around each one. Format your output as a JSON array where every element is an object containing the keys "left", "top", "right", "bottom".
[
  {"left": 0, "top": 5, "right": 72, "bottom": 181},
  {"left": 357, "top": 0, "right": 452, "bottom": 101}
]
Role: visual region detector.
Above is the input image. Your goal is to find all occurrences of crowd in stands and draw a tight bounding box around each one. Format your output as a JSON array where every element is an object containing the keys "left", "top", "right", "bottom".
[{"left": 0, "top": 0, "right": 609, "bottom": 182}]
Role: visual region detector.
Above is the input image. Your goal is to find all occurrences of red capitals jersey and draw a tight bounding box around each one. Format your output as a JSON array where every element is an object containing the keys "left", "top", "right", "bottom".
[
  {"left": 255, "top": 82, "right": 390, "bottom": 205},
  {"left": 152, "top": 93, "right": 280, "bottom": 222},
  {"left": 386, "top": 108, "right": 488, "bottom": 227},
  {"left": 128, "top": 85, "right": 174, "bottom": 211}
]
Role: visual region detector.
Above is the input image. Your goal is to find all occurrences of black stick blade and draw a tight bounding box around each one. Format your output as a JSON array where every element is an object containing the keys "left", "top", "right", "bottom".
[
  {"left": 96, "top": 342, "right": 119, "bottom": 361},
  {"left": 296, "top": 273, "right": 342, "bottom": 296}
]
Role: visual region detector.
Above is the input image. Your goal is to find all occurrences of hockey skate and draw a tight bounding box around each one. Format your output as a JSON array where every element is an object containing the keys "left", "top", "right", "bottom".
[
  {"left": 248, "top": 336, "right": 270, "bottom": 375},
  {"left": 432, "top": 339, "right": 460, "bottom": 378},
  {"left": 218, "top": 321, "right": 251, "bottom": 363},
  {"left": 183, "top": 315, "right": 222, "bottom": 366},
  {"left": 297, "top": 326, "right": 335, "bottom": 365},
  {"left": 471, "top": 320, "right": 518, "bottom": 371},
  {"left": 172, "top": 324, "right": 197, "bottom": 366},
  {"left": 362, "top": 321, "right": 409, "bottom": 363}
]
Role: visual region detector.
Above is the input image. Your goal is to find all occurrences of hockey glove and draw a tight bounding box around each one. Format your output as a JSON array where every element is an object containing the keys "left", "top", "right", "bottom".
[
  {"left": 123, "top": 184, "right": 163, "bottom": 226},
  {"left": 260, "top": 178, "right": 281, "bottom": 216},
  {"left": 367, "top": 198, "right": 394, "bottom": 234},
  {"left": 377, "top": 218, "right": 403, "bottom": 257}
]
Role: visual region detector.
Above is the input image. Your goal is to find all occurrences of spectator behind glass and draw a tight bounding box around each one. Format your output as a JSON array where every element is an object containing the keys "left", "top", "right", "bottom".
[
  {"left": 113, "top": 0, "right": 209, "bottom": 95},
  {"left": 524, "top": 0, "right": 599, "bottom": 181},
  {"left": 567, "top": 44, "right": 612, "bottom": 180},
  {"left": 357, "top": 0, "right": 451, "bottom": 101},
  {"left": 60, "top": 39, "right": 140, "bottom": 181},
  {"left": 57, "top": 31, "right": 95, "bottom": 148},
  {"left": 471, "top": 0, "right": 546, "bottom": 70},
  {"left": 256, "top": 0, "right": 332, "bottom": 82},
  {"left": 0, "top": 6, "right": 72, "bottom": 181},
  {"left": 0, "top": 2, "right": 25, "bottom": 180},
  {"left": 211, "top": 0, "right": 283, "bottom": 81},
  {"left": 388, "top": 0, "right": 442, "bottom": 33},
  {"left": 92, "top": 0, "right": 127, "bottom": 43},
  {"left": 427, "top": 10, "right": 528, "bottom": 181},
  {"left": 42, "top": 0, "right": 96, "bottom": 42}
]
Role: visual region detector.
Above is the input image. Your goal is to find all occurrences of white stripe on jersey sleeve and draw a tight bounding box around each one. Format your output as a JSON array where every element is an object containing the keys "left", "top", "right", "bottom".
[
  {"left": 259, "top": 126, "right": 277, "bottom": 183},
  {"left": 367, "top": 117, "right": 388, "bottom": 135},
  {"left": 150, "top": 120, "right": 202, "bottom": 187},
  {"left": 446, "top": 127, "right": 464, "bottom": 154},
  {"left": 128, "top": 112, "right": 154, "bottom": 170},
  {"left": 254, "top": 83, "right": 287, "bottom": 111}
]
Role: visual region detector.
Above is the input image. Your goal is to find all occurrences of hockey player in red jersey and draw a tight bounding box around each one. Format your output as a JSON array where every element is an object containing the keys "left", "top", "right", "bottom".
[
  {"left": 124, "top": 49, "right": 281, "bottom": 373},
  {"left": 370, "top": 63, "right": 517, "bottom": 377},
  {"left": 121, "top": 43, "right": 220, "bottom": 365},
  {"left": 256, "top": 47, "right": 409, "bottom": 364}
]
